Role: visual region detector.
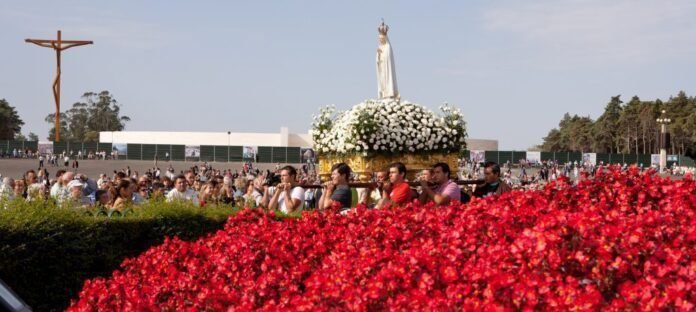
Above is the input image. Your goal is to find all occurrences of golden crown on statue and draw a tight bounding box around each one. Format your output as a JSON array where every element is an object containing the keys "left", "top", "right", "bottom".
[{"left": 378, "top": 21, "right": 389, "bottom": 36}]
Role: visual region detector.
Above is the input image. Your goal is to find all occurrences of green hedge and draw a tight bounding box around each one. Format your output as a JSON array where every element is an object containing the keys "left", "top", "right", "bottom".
[{"left": 0, "top": 199, "right": 237, "bottom": 311}]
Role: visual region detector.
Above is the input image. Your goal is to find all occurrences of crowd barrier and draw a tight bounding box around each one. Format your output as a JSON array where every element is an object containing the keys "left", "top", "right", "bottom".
[
  {"left": 462, "top": 150, "right": 690, "bottom": 167},
  {"left": 1, "top": 140, "right": 695, "bottom": 166},
  {"left": 0, "top": 140, "right": 38, "bottom": 153},
  {"left": 0, "top": 141, "right": 305, "bottom": 164}
]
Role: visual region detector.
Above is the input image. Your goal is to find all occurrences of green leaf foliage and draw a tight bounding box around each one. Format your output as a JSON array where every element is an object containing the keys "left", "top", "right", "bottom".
[
  {"left": 0, "top": 98, "right": 24, "bottom": 140},
  {"left": 0, "top": 199, "right": 236, "bottom": 311},
  {"left": 44, "top": 91, "right": 130, "bottom": 142}
]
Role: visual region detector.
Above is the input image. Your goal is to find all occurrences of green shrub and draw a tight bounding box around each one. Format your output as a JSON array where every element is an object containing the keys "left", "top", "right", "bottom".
[{"left": 0, "top": 199, "right": 236, "bottom": 311}]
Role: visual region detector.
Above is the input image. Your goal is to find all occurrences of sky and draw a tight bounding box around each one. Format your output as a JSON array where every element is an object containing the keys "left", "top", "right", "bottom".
[{"left": 1, "top": 0, "right": 696, "bottom": 150}]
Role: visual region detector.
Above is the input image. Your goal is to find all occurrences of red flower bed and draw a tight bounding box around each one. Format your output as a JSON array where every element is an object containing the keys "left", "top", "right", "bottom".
[{"left": 69, "top": 168, "right": 695, "bottom": 311}]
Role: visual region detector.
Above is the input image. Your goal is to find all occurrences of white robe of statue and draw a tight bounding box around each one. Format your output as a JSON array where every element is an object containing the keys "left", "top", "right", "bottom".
[{"left": 377, "top": 35, "right": 398, "bottom": 99}]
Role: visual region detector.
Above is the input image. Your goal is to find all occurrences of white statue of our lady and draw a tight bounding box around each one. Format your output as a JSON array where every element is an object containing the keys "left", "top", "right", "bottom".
[{"left": 376, "top": 21, "right": 399, "bottom": 100}]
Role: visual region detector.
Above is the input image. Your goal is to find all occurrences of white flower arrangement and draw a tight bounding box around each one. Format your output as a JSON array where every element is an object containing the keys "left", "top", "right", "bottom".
[{"left": 311, "top": 99, "right": 467, "bottom": 156}]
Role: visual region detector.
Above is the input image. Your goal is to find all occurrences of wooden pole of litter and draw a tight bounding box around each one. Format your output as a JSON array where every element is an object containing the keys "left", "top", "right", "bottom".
[{"left": 299, "top": 179, "right": 484, "bottom": 189}]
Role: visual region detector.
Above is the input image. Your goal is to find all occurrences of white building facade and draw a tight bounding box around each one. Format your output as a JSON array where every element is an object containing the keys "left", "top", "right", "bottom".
[
  {"left": 99, "top": 127, "right": 312, "bottom": 147},
  {"left": 99, "top": 128, "right": 497, "bottom": 151}
]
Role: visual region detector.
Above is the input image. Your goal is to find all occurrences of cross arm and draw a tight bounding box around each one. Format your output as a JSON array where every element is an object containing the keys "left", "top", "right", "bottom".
[
  {"left": 25, "top": 39, "right": 93, "bottom": 50},
  {"left": 25, "top": 39, "right": 54, "bottom": 48},
  {"left": 60, "top": 41, "right": 93, "bottom": 51}
]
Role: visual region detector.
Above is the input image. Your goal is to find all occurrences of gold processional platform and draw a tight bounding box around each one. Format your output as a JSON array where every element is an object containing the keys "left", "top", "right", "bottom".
[{"left": 318, "top": 153, "right": 458, "bottom": 182}]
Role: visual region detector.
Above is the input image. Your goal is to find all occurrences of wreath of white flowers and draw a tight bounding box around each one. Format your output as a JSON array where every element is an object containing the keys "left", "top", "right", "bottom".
[{"left": 311, "top": 99, "right": 467, "bottom": 156}]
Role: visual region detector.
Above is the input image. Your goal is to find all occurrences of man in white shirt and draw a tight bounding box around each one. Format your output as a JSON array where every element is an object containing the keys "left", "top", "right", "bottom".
[
  {"left": 24, "top": 170, "right": 46, "bottom": 201},
  {"left": 166, "top": 175, "right": 200, "bottom": 206},
  {"left": 266, "top": 166, "right": 304, "bottom": 214},
  {"left": 51, "top": 171, "right": 74, "bottom": 203}
]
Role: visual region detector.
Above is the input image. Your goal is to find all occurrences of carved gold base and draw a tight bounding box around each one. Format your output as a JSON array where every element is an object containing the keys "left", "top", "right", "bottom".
[{"left": 318, "top": 153, "right": 458, "bottom": 182}]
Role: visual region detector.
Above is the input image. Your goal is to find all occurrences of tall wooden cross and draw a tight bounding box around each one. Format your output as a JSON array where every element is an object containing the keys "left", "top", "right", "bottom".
[{"left": 25, "top": 30, "right": 92, "bottom": 142}]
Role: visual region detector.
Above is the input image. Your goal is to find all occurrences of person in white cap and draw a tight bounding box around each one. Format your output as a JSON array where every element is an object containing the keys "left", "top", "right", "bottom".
[{"left": 67, "top": 179, "right": 91, "bottom": 208}]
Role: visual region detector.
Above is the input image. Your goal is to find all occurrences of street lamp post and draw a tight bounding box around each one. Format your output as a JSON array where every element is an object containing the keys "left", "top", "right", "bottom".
[
  {"left": 227, "top": 131, "right": 231, "bottom": 163},
  {"left": 656, "top": 110, "right": 671, "bottom": 173}
]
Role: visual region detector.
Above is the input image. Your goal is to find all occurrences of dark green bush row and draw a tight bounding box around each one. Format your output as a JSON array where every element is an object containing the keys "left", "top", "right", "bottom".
[{"left": 0, "top": 199, "right": 237, "bottom": 311}]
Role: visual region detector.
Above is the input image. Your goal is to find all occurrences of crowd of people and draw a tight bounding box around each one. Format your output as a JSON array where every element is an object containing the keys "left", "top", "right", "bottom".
[
  {"left": 0, "top": 156, "right": 521, "bottom": 213},
  {"left": 1, "top": 148, "right": 121, "bottom": 161},
  {"left": 458, "top": 157, "right": 685, "bottom": 192},
  {"left": 1, "top": 153, "right": 689, "bottom": 214},
  {"left": 0, "top": 161, "right": 262, "bottom": 210},
  {"left": 0, "top": 148, "right": 37, "bottom": 159}
]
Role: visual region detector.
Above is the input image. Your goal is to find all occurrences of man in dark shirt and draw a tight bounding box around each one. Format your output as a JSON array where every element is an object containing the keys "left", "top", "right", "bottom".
[
  {"left": 473, "top": 161, "right": 512, "bottom": 198},
  {"left": 318, "top": 162, "right": 352, "bottom": 210}
]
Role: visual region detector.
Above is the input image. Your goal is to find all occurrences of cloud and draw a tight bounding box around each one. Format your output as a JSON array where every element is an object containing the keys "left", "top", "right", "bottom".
[{"left": 480, "top": 0, "right": 696, "bottom": 68}]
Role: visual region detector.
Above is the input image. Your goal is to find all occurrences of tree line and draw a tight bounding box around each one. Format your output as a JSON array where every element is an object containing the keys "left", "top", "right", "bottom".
[
  {"left": 0, "top": 98, "right": 25, "bottom": 140},
  {"left": 0, "top": 91, "right": 130, "bottom": 142},
  {"left": 44, "top": 91, "right": 130, "bottom": 141},
  {"left": 541, "top": 91, "right": 696, "bottom": 155}
]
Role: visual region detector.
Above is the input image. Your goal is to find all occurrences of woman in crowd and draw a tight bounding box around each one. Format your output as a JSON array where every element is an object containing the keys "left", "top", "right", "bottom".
[
  {"left": 150, "top": 181, "right": 165, "bottom": 201},
  {"left": 192, "top": 179, "right": 202, "bottom": 193},
  {"left": 13, "top": 179, "right": 25, "bottom": 199},
  {"left": 37, "top": 168, "right": 50, "bottom": 186},
  {"left": 218, "top": 176, "right": 235, "bottom": 205},
  {"left": 243, "top": 182, "right": 256, "bottom": 207},
  {"left": 199, "top": 183, "right": 214, "bottom": 207},
  {"left": 233, "top": 177, "right": 245, "bottom": 200},
  {"left": 208, "top": 180, "right": 221, "bottom": 204},
  {"left": 111, "top": 179, "right": 133, "bottom": 211},
  {"left": 129, "top": 177, "right": 145, "bottom": 204},
  {"left": 242, "top": 176, "right": 265, "bottom": 208}
]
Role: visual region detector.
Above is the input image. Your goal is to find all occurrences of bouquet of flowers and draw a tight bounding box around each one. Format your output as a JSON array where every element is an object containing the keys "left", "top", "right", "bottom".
[{"left": 311, "top": 99, "right": 467, "bottom": 156}]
